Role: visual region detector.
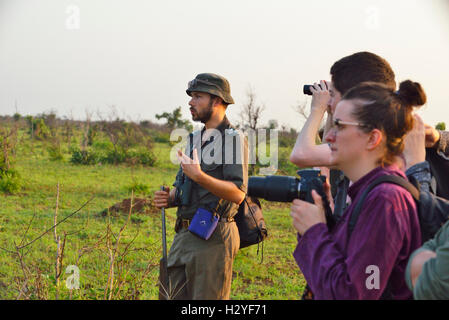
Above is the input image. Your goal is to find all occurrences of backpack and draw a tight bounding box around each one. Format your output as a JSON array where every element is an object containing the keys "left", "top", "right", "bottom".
[
  {"left": 349, "top": 174, "right": 449, "bottom": 244},
  {"left": 234, "top": 196, "right": 268, "bottom": 249}
]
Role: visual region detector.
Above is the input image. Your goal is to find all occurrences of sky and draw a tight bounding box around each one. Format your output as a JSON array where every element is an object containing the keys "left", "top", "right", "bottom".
[{"left": 1, "top": 0, "right": 449, "bottom": 130}]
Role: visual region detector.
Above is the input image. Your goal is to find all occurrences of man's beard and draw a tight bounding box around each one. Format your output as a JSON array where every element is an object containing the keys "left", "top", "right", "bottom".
[{"left": 191, "top": 100, "right": 214, "bottom": 123}]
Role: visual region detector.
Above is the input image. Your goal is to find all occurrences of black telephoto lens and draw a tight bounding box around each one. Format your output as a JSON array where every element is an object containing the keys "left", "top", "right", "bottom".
[{"left": 248, "top": 176, "right": 299, "bottom": 202}]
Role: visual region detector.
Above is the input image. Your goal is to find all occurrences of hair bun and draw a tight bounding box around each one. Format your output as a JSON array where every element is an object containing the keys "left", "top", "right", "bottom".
[{"left": 397, "top": 80, "right": 427, "bottom": 107}]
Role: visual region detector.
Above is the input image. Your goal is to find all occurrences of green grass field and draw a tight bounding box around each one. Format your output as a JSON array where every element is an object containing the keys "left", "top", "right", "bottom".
[{"left": 0, "top": 132, "right": 306, "bottom": 300}]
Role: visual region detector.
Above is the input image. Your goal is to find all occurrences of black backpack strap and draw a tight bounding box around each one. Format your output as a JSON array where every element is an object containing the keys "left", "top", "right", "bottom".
[
  {"left": 348, "top": 175, "right": 419, "bottom": 235},
  {"left": 244, "top": 196, "right": 265, "bottom": 263}
]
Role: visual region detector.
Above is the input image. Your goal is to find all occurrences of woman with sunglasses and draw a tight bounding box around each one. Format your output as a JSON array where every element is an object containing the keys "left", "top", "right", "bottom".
[{"left": 290, "top": 80, "right": 426, "bottom": 299}]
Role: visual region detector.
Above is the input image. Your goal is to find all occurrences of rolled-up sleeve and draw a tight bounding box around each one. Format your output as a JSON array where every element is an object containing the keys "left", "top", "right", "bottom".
[
  {"left": 405, "top": 161, "right": 432, "bottom": 193},
  {"left": 437, "top": 130, "right": 449, "bottom": 159},
  {"left": 406, "top": 220, "right": 449, "bottom": 299},
  {"left": 222, "top": 130, "right": 248, "bottom": 192}
]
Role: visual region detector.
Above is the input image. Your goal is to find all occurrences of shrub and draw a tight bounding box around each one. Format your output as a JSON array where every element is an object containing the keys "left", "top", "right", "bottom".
[
  {"left": 69, "top": 146, "right": 156, "bottom": 167},
  {"left": 0, "top": 169, "right": 22, "bottom": 194},
  {"left": 277, "top": 148, "right": 299, "bottom": 176},
  {"left": 436, "top": 122, "right": 446, "bottom": 131},
  {"left": 48, "top": 147, "right": 64, "bottom": 161},
  {"left": 102, "top": 149, "right": 126, "bottom": 165},
  {"left": 153, "top": 131, "right": 170, "bottom": 143},
  {"left": 47, "top": 140, "right": 64, "bottom": 161},
  {"left": 126, "top": 149, "right": 156, "bottom": 166},
  {"left": 125, "top": 180, "right": 151, "bottom": 195},
  {"left": 70, "top": 148, "right": 99, "bottom": 165}
]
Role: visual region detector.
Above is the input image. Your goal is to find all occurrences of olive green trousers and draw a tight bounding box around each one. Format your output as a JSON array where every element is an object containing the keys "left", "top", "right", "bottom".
[{"left": 162, "top": 221, "right": 239, "bottom": 300}]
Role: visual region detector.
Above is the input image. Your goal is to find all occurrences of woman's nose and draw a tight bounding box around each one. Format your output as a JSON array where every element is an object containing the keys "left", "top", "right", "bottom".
[{"left": 324, "top": 128, "right": 336, "bottom": 143}]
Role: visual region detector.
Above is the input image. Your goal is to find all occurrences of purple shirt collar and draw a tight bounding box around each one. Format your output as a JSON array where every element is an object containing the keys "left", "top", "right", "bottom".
[{"left": 347, "top": 164, "right": 405, "bottom": 201}]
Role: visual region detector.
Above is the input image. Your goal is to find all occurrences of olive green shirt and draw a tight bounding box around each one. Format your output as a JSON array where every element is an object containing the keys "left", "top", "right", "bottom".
[
  {"left": 405, "top": 219, "right": 449, "bottom": 299},
  {"left": 173, "top": 116, "right": 248, "bottom": 220}
]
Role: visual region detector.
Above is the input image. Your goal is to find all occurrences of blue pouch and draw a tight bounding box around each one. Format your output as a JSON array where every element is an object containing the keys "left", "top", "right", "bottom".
[{"left": 188, "top": 207, "right": 219, "bottom": 240}]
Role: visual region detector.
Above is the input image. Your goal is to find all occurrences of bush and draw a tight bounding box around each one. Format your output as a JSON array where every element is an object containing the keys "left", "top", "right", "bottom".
[
  {"left": 126, "top": 149, "right": 156, "bottom": 166},
  {"left": 125, "top": 180, "right": 151, "bottom": 195},
  {"left": 436, "top": 122, "right": 446, "bottom": 131},
  {"left": 70, "top": 148, "right": 99, "bottom": 165},
  {"left": 153, "top": 131, "right": 170, "bottom": 143},
  {"left": 69, "top": 145, "right": 156, "bottom": 167},
  {"left": 277, "top": 148, "right": 299, "bottom": 176},
  {"left": 92, "top": 140, "right": 114, "bottom": 151},
  {"left": 47, "top": 143, "right": 64, "bottom": 161},
  {"left": 102, "top": 149, "right": 126, "bottom": 165},
  {"left": 0, "top": 169, "right": 22, "bottom": 194}
]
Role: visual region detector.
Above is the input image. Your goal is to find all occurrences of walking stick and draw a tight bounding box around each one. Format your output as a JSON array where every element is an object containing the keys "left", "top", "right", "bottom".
[{"left": 158, "top": 186, "right": 169, "bottom": 299}]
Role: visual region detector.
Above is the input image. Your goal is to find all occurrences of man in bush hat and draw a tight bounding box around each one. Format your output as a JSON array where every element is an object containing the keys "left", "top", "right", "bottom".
[{"left": 154, "top": 73, "right": 248, "bottom": 299}]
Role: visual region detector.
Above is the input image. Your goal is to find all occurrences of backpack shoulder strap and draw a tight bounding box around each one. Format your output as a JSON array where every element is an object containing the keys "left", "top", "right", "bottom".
[{"left": 348, "top": 175, "right": 419, "bottom": 235}]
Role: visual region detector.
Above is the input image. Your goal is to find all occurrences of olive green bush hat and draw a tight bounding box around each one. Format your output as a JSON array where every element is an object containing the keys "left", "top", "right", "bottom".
[{"left": 186, "top": 73, "right": 235, "bottom": 105}]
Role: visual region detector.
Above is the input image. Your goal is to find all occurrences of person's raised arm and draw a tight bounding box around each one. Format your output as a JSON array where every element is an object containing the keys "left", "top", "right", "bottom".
[{"left": 290, "top": 80, "right": 334, "bottom": 168}]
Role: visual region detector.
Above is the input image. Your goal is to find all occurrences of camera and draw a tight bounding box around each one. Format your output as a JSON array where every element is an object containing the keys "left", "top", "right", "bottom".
[
  {"left": 174, "top": 175, "right": 192, "bottom": 207},
  {"left": 248, "top": 169, "right": 325, "bottom": 203},
  {"left": 248, "top": 169, "right": 335, "bottom": 229}
]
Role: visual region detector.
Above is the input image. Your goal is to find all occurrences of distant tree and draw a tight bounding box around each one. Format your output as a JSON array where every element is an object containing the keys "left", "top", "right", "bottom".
[
  {"left": 0, "top": 126, "right": 21, "bottom": 194},
  {"left": 13, "top": 113, "right": 21, "bottom": 122},
  {"left": 268, "top": 119, "right": 278, "bottom": 130},
  {"left": 239, "top": 86, "right": 266, "bottom": 175},
  {"left": 155, "top": 107, "right": 193, "bottom": 131},
  {"left": 25, "top": 115, "right": 50, "bottom": 140},
  {"left": 62, "top": 112, "right": 75, "bottom": 150},
  {"left": 436, "top": 122, "right": 446, "bottom": 131},
  {"left": 40, "top": 111, "right": 58, "bottom": 137},
  {"left": 81, "top": 110, "right": 93, "bottom": 151},
  {"left": 240, "top": 86, "right": 265, "bottom": 131}
]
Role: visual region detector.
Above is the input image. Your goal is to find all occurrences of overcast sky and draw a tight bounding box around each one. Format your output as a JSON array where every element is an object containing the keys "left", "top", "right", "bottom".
[{"left": 1, "top": 0, "right": 448, "bottom": 130}]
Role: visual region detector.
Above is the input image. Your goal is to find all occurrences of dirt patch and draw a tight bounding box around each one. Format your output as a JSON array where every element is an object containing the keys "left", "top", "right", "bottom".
[{"left": 101, "top": 197, "right": 159, "bottom": 216}]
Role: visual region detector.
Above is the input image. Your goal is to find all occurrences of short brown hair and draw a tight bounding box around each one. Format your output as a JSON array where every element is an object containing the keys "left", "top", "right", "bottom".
[{"left": 330, "top": 52, "right": 396, "bottom": 95}]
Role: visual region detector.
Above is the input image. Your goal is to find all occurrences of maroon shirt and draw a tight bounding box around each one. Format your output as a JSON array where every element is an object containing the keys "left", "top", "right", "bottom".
[{"left": 293, "top": 165, "right": 422, "bottom": 299}]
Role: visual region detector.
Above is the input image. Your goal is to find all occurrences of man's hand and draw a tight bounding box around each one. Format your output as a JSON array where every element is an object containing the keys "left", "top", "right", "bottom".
[
  {"left": 310, "top": 80, "right": 330, "bottom": 113},
  {"left": 290, "top": 190, "right": 326, "bottom": 236},
  {"left": 177, "top": 148, "right": 244, "bottom": 204},
  {"left": 177, "top": 148, "right": 203, "bottom": 182},
  {"left": 403, "top": 114, "right": 426, "bottom": 170},
  {"left": 154, "top": 187, "right": 171, "bottom": 209},
  {"left": 424, "top": 124, "right": 441, "bottom": 148}
]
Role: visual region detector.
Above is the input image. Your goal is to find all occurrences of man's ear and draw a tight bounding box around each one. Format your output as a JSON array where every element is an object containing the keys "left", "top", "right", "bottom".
[
  {"left": 211, "top": 96, "right": 226, "bottom": 109},
  {"left": 366, "top": 128, "right": 383, "bottom": 151},
  {"left": 213, "top": 96, "right": 224, "bottom": 107}
]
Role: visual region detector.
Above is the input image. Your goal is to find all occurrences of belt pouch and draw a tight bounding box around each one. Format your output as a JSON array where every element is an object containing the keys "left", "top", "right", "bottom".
[{"left": 188, "top": 207, "right": 219, "bottom": 240}]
